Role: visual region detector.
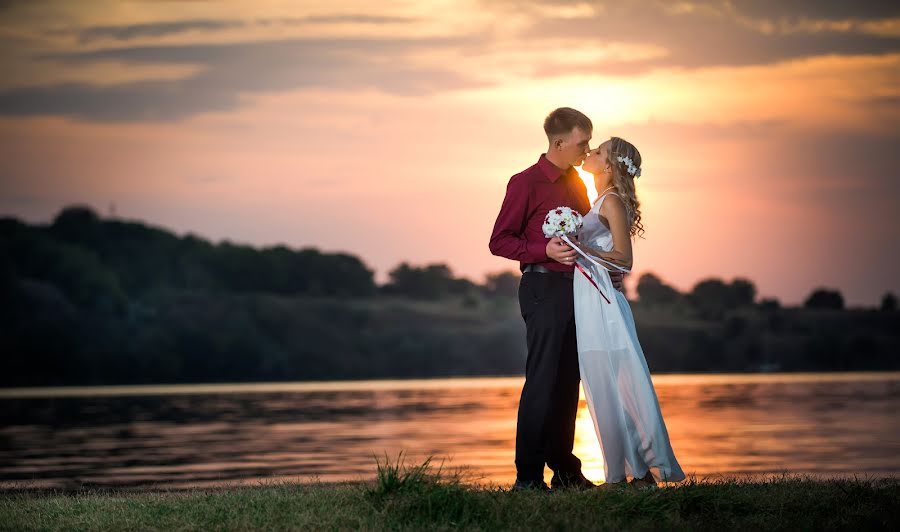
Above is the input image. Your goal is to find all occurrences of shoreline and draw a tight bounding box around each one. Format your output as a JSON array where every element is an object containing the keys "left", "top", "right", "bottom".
[{"left": 3, "top": 370, "right": 899, "bottom": 399}]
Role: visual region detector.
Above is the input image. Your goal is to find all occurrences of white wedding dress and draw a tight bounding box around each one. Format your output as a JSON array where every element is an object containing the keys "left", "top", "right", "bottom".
[{"left": 572, "top": 192, "right": 685, "bottom": 484}]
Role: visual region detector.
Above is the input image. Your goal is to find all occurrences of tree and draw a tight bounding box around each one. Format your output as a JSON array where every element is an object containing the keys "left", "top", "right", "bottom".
[
  {"left": 636, "top": 272, "right": 681, "bottom": 305},
  {"left": 689, "top": 277, "right": 757, "bottom": 314},
  {"left": 758, "top": 298, "right": 780, "bottom": 311},
  {"left": 689, "top": 278, "right": 731, "bottom": 311},
  {"left": 881, "top": 292, "right": 898, "bottom": 312},
  {"left": 50, "top": 205, "right": 102, "bottom": 246},
  {"left": 484, "top": 271, "right": 520, "bottom": 298},
  {"left": 730, "top": 278, "right": 757, "bottom": 306},
  {"left": 382, "top": 263, "right": 457, "bottom": 299},
  {"left": 804, "top": 288, "right": 844, "bottom": 310}
]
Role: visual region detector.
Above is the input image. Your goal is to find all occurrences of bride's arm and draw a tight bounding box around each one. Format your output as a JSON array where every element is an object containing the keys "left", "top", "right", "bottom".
[{"left": 579, "top": 195, "right": 633, "bottom": 270}]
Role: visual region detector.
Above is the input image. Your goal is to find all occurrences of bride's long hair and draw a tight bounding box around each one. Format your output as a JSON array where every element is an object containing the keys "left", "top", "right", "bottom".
[{"left": 606, "top": 136, "right": 645, "bottom": 239}]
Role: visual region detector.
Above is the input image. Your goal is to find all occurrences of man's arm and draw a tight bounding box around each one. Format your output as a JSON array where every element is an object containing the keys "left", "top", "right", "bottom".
[{"left": 488, "top": 176, "right": 548, "bottom": 263}]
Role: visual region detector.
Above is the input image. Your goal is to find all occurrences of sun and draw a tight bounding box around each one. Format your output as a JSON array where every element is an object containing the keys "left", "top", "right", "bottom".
[{"left": 575, "top": 165, "right": 599, "bottom": 202}]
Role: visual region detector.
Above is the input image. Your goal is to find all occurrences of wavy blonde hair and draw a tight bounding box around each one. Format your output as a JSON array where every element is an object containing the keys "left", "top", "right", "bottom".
[{"left": 606, "top": 136, "right": 644, "bottom": 239}]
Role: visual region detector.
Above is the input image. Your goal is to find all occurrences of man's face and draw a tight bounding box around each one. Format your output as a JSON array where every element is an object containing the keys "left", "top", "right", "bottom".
[{"left": 559, "top": 127, "right": 592, "bottom": 167}]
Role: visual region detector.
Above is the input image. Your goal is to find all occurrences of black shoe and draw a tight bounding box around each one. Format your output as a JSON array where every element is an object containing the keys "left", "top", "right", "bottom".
[
  {"left": 511, "top": 479, "right": 550, "bottom": 492},
  {"left": 550, "top": 471, "right": 597, "bottom": 490},
  {"left": 629, "top": 472, "right": 659, "bottom": 491}
]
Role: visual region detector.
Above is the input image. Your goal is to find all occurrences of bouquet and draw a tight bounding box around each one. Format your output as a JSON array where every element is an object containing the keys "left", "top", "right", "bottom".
[
  {"left": 542, "top": 205, "right": 621, "bottom": 304},
  {"left": 542, "top": 205, "right": 629, "bottom": 274},
  {"left": 542, "top": 206, "right": 583, "bottom": 239}
]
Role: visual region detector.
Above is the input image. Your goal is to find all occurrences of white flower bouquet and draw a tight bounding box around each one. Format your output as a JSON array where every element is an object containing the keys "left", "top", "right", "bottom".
[
  {"left": 541, "top": 205, "right": 629, "bottom": 304},
  {"left": 542, "top": 205, "right": 629, "bottom": 274},
  {"left": 543, "top": 205, "right": 612, "bottom": 302},
  {"left": 542, "top": 206, "right": 583, "bottom": 238}
]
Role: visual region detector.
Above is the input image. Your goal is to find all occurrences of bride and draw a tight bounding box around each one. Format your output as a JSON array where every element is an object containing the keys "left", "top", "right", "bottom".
[{"left": 571, "top": 136, "right": 685, "bottom": 489}]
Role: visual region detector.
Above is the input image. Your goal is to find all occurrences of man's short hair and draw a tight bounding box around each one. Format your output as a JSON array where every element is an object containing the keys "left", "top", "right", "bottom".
[{"left": 543, "top": 107, "right": 592, "bottom": 138}]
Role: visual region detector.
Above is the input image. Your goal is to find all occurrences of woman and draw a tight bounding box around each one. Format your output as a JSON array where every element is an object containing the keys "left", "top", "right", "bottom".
[{"left": 573, "top": 136, "right": 685, "bottom": 489}]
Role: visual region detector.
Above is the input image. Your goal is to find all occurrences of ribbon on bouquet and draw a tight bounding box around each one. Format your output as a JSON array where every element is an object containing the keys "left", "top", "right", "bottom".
[
  {"left": 574, "top": 262, "right": 610, "bottom": 304},
  {"left": 560, "top": 234, "right": 631, "bottom": 305}
]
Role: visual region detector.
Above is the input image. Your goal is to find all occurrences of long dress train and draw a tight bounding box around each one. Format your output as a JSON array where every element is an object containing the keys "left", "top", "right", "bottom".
[{"left": 572, "top": 193, "right": 685, "bottom": 484}]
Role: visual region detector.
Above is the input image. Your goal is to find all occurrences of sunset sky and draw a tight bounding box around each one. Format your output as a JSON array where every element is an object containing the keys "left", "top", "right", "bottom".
[{"left": 1, "top": 1, "right": 898, "bottom": 305}]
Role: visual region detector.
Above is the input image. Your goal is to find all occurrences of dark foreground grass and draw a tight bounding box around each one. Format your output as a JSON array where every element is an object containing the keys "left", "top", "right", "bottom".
[{"left": 2, "top": 457, "right": 897, "bottom": 531}]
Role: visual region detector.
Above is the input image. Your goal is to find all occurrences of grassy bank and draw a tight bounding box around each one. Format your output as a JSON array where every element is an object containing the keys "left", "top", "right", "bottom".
[{"left": 2, "top": 459, "right": 898, "bottom": 531}]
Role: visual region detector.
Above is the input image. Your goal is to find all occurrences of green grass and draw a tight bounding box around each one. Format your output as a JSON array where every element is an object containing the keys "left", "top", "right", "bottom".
[{"left": 2, "top": 457, "right": 897, "bottom": 531}]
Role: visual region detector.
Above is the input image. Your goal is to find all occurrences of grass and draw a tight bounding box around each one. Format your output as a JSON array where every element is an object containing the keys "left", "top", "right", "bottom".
[{"left": 2, "top": 456, "right": 898, "bottom": 531}]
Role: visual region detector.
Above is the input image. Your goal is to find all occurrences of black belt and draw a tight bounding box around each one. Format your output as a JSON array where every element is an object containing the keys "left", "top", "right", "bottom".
[{"left": 523, "top": 264, "right": 574, "bottom": 279}]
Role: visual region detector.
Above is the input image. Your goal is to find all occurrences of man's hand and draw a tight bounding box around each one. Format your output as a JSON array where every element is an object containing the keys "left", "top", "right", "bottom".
[
  {"left": 546, "top": 237, "right": 577, "bottom": 265},
  {"left": 609, "top": 271, "right": 625, "bottom": 292}
]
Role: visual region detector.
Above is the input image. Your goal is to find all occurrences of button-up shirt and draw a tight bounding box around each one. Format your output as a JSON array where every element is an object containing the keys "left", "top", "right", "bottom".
[{"left": 489, "top": 154, "right": 591, "bottom": 273}]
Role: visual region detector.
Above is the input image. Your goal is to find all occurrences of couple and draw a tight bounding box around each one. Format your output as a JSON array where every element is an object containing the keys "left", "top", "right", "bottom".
[{"left": 489, "top": 107, "right": 685, "bottom": 491}]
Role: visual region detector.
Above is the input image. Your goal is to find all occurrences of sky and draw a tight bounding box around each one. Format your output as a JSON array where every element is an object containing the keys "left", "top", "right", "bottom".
[{"left": 1, "top": 0, "right": 898, "bottom": 305}]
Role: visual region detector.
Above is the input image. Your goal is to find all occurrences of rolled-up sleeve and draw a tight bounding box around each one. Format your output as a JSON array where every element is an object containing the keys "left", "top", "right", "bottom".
[{"left": 489, "top": 176, "right": 547, "bottom": 263}]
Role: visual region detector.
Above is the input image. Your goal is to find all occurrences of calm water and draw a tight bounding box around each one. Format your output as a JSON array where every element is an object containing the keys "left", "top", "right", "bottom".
[{"left": 1, "top": 373, "right": 898, "bottom": 491}]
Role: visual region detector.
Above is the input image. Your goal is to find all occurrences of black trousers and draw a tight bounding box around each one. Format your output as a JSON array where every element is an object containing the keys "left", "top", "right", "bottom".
[{"left": 515, "top": 271, "right": 582, "bottom": 481}]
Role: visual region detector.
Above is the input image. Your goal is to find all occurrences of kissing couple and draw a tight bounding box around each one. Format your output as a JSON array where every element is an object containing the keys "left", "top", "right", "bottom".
[{"left": 489, "top": 107, "right": 685, "bottom": 491}]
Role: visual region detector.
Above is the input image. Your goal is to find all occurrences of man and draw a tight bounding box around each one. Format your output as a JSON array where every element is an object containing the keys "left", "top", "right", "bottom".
[{"left": 489, "top": 107, "right": 624, "bottom": 491}]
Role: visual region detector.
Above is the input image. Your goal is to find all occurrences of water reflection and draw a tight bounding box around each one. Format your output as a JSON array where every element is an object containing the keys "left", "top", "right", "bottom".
[{"left": 1, "top": 373, "right": 898, "bottom": 491}]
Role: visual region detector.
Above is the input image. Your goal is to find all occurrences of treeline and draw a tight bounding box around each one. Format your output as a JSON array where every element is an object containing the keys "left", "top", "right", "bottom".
[
  {"left": 1, "top": 205, "right": 376, "bottom": 308},
  {"left": 0, "top": 206, "right": 524, "bottom": 386},
  {"left": 1, "top": 206, "right": 898, "bottom": 387},
  {"left": 635, "top": 273, "right": 898, "bottom": 316},
  {"left": 0, "top": 206, "right": 517, "bottom": 306},
  {"left": 631, "top": 273, "right": 898, "bottom": 373}
]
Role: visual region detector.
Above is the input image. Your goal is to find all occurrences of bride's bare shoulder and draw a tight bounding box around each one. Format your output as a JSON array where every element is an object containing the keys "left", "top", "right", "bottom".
[{"left": 598, "top": 193, "right": 626, "bottom": 218}]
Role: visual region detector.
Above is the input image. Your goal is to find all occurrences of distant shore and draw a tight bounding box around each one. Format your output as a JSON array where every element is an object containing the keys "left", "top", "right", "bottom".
[
  {"left": 2, "top": 371, "right": 898, "bottom": 398},
  {"left": 5, "top": 207, "right": 899, "bottom": 389}
]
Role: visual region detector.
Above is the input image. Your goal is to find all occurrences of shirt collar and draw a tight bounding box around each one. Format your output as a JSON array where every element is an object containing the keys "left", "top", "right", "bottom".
[{"left": 538, "top": 153, "right": 575, "bottom": 183}]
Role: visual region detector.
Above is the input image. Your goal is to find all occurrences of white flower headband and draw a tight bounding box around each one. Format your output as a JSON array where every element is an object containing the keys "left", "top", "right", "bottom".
[{"left": 615, "top": 155, "right": 641, "bottom": 177}]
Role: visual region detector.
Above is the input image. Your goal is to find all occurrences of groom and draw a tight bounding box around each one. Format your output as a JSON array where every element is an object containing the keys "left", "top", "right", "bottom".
[{"left": 489, "top": 107, "right": 624, "bottom": 491}]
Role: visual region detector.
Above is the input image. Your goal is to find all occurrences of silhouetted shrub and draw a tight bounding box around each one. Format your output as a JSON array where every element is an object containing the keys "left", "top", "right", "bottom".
[
  {"left": 759, "top": 298, "right": 780, "bottom": 311},
  {"left": 636, "top": 272, "right": 681, "bottom": 305},
  {"left": 804, "top": 288, "right": 844, "bottom": 310},
  {"left": 382, "top": 263, "right": 476, "bottom": 300}
]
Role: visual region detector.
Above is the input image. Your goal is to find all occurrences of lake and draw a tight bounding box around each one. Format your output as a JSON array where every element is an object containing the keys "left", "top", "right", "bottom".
[{"left": 1, "top": 372, "right": 898, "bottom": 491}]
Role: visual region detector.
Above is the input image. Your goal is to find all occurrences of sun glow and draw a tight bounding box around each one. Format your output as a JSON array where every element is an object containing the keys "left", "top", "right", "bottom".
[
  {"left": 574, "top": 386, "right": 606, "bottom": 482},
  {"left": 575, "top": 165, "right": 597, "bottom": 202}
]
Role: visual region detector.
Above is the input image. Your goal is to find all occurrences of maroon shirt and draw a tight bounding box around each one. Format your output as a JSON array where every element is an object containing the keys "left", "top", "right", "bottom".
[{"left": 489, "top": 154, "right": 591, "bottom": 273}]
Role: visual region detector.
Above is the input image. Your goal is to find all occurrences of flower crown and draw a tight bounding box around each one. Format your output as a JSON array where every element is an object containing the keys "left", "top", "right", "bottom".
[{"left": 615, "top": 155, "right": 641, "bottom": 177}]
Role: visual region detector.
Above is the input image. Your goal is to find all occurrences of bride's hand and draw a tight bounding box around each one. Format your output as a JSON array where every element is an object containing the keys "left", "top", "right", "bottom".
[{"left": 609, "top": 271, "right": 625, "bottom": 292}]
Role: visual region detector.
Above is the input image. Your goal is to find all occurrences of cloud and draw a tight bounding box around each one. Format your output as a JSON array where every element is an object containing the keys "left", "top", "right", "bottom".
[
  {"left": 2, "top": 3, "right": 898, "bottom": 122},
  {"left": 75, "top": 19, "right": 247, "bottom": 44},
  {"left": 285, "top": 15, "right": 415, "bottom": 25},
  {"left": 504, "top": 0, "right": 900, "bottom": 73},
  {"left": 0, "top": 81, "right": 236, "bottom": 121},
  {"left": 72, "top": 15, "right": 418, "bottom": 44},
  {"left": 0, "top": 37, "right": 480, "bottom": 121},
  {"left": 725, "top": 0, "right": 900, "bottom": 22}
]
